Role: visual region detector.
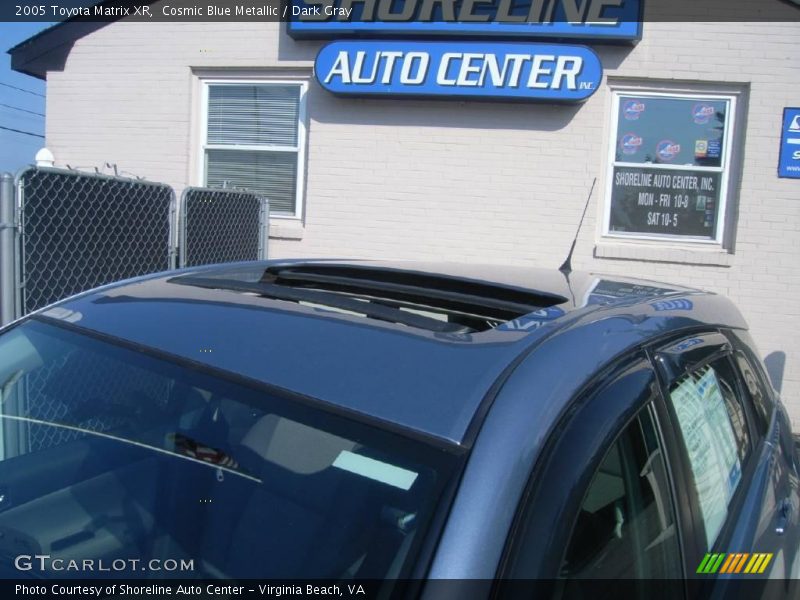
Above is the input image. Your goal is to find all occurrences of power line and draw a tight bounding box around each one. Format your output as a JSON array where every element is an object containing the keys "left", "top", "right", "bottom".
[
  {"left": 0, "top": 125, "right": 44, "bottom": 139},
  {"left": 0, "top": 82, "right": 45, "bottom": 98},
  {"left": 0, "top": 103, "right": 44, "bottom": 117}
]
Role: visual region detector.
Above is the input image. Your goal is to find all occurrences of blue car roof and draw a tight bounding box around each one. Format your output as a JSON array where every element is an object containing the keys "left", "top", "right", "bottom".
[{"left": 35, "top": 260, "right": 747, "bottom": 445}]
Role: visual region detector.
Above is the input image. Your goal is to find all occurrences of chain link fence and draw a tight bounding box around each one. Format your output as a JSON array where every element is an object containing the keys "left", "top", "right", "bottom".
[
  {"left": 0, "top": 166, "right": 272, "bottom": 327},
  {"left": 179, "top": 187, "right": 269, "bottom": 268},
  {"left": 15, "top": 166, "right": 176, "bottom": 316},
  {"left": 0, "top": 166, "right": 271, "bottom": 453}
]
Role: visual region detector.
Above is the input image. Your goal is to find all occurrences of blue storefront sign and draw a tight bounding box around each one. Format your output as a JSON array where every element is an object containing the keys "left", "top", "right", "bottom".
[
  {"left": 779, "top": 107, "right": 800, "bottom": 179},
  {"left": 288, "top": 0, "right": 642, "bottom": 42},
  {"left": 315, "top": 40, "right": 602, "bottom": 102}
]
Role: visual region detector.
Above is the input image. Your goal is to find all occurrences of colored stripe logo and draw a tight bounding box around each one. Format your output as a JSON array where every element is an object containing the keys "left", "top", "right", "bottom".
[{"left": 697, "top": 553, "right": 773, "bottom": 575}]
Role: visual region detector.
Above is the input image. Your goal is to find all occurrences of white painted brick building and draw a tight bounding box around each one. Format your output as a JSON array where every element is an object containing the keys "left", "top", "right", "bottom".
[{"left": 9, "top": 2, "right": 800, "bottom": 424}]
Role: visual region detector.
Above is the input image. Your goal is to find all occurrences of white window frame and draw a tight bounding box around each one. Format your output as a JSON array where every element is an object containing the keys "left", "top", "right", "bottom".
[
  {"left": 602, "top": 89, "right": 737, "bottom": 246},
  {"left": 198, "top": 77, "right": 308, "bottom": 220}
]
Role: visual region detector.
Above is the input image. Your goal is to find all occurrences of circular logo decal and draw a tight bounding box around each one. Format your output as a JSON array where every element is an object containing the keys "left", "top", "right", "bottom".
[
  {"left": 620, "top": 133, "right": 643, "bottom": 155},
  {"left": 623, "top": 100, "right": 646, "bottom": 120},
  {"left": 656, "top": 140, "right": 681, "bottom": 161},
  {"left": 692, "top": 103, "right": 715, "bottom": 125}
]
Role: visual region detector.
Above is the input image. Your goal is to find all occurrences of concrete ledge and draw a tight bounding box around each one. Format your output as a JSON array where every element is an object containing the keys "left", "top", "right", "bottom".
[
  {"left": 594, "top": 241, "right": 734, "bottom": 267},
  {"left": 269, "top": 219, "right": 304, "bottom": 241}
]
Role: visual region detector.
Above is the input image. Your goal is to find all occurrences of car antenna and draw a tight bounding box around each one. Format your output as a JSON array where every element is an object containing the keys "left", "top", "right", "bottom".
[{"left": 559, "top": 177, "right": 597, "bottom": 275}]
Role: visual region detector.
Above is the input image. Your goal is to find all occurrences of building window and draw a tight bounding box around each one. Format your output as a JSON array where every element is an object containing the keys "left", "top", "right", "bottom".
[
  {"left": 201, "top": 80, "right": 307, "bottom": 218},
  {"left": 603, "top": 90, "right": 736, "bottom": 244}
]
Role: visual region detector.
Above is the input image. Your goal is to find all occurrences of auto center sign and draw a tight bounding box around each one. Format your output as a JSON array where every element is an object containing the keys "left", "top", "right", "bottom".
[
  {"left": 290, "top": 0, "right": 641, "bottom": 102},
  {"left": 316, "top": 41, "right": 602, "bottom": 101}
]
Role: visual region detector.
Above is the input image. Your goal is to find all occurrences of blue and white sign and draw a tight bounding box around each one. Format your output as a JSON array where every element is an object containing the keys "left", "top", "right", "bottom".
[
  {"left": 288, "top": 0, "right": 642, "bottom": 42},
  {"left": 315, "top": 40, "right": 602, "bottom": 102},
  {"left": 779, "top": 107, "right": 800, "bottom": 179}
]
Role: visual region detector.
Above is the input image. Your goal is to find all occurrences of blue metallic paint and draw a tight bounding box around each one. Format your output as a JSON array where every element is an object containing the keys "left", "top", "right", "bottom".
[
  {"left": 2, "top": 259, "right": 795, "bottom": 588},
  {"left": 26, "top": 260, "right": 745, "bottom": 446},
  {"left": 425, "top": 313, "right": 744, "bottom": 579}
]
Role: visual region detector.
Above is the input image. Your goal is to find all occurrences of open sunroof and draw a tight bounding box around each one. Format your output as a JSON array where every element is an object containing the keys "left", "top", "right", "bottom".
[{"left": 170, "top": 264, "right": 567, "bottom": 334}]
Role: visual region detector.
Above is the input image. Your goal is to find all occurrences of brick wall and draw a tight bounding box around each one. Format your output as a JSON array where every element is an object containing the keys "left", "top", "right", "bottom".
[{"left": 40, "top": 14, "right": 800, "bottom": 425}]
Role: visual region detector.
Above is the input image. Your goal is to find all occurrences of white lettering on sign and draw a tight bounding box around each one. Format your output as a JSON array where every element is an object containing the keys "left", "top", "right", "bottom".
[
  {"left": 324, "top": 51, "right": 351, "bottom": 84},
  {"left": 527, "top": 55, "right": 555, "bottom": 89},
  {"left": 479, "top": 54, "right": 528, "bottom": 87},
  {"left": 325, "top": 50, "right": 586, "bottom": 89},
  {"left": 400, "top": 52, "right": 429, "bottom": 84},
  {"left": 352, "top": 51, "right": 377, "bottom": 84},
  {"left": 437, "top": 53, "right": 459, "bottom": 85},
  {"left": 380, "top": 51, "right": 403, "bottom": 84},
  {"left": 456, "top": 53, "right": 484, "bottom": 87},
  {"left": 552, "top": 56, "right": 581, "bottom": 90}
]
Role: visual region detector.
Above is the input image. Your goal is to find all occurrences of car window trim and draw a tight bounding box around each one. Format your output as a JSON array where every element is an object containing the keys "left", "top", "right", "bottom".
[
  {"left": 725, "top": 329, "right": 777, "bottom": 437},
  {"left": 652, "top": 331, "right": 732, "bottom": 383},
  {"left": 495, "top": 353, "right": 687, "bottom": 587},
  {"left": 654, "top": 332, "right": 760, "bottom": 460},
  {"left": 648, "top": 355, "right": 710, "bottom": 579},
  {"left": 650, "top": 332, "right": 765, "bottom": 574},
  {"left": 645, "top": 398, "right": 690, "bottom": 580}
]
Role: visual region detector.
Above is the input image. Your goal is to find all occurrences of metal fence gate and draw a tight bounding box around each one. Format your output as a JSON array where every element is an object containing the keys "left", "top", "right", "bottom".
[
  {"left": 179, "top": 187, "right": 269, "bottom": 268},
  {"left": 15, "top": 167, "right": 176, "bottom": 316},
  {"left": 0, "top": 166, "right": 271, "bottom": 327}
]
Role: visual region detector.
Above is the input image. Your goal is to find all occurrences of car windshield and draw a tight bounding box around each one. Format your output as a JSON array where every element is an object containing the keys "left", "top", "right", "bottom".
[{"left": 0, "top": 319, "right": 458, "bottom": 581}]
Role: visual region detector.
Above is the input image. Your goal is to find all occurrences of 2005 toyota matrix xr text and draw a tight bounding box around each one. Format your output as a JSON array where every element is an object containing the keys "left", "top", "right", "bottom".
[{"left": 0, "top": 260, "right": 797, "bottom": 598}]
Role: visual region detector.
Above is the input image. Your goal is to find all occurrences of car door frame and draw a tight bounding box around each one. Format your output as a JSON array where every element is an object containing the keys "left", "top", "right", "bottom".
[
  {"left": 647, "top": 330, "right": 768, "bottom": 585},
  {"left": 496, "top": 348, "right": 690, "bottom": 591}
]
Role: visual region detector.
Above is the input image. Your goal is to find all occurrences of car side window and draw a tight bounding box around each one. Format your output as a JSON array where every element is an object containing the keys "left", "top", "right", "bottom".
[
  {"left": 733, "top": 350, "right": 772, "bottom": 437},
  {"left": 666, "top": 357, "right": 751, "bottom": 550},
  {"left": 561, "top": 406, "right": 682, "bottom": 579}
]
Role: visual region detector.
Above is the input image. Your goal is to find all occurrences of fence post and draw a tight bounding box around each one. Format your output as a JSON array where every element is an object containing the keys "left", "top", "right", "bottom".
[
  {"left": 168, "top": 191, "right": 178, "bottom": 270},
  {"left": 178, "top": 188, "right": 189, "bottom": 268},
  {"left": 260, "top": 198, "right": 270, "bottom": 260},
  {"left": 0, "top": 173, "right": 16, "bottom": 326}
]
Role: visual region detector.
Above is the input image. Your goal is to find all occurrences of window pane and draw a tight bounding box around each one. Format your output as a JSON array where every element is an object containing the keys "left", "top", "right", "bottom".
[
  {"left": 608, "top": 166, "right": 721, "bottom": 239},
  {"left": 208, "top": 84, "right": 300, "bottom": 147},
  {"left": 206, "top": 149, "right": 297, "bottom": 215},
  {"left": 668, "top": 360, "right": 750, "bottom": 549},
  {"left": 616, "top": 96, "right": 727, "bottom": 168},
  {"left": 0, "top": 319, "right": 455, "bottom": 581},
  {"left": 607, "top": 93, "right": 733, "bottom": 241},
  {"left": 562, "top": 408, "right": 681, "bottom": 579},
  {"left": 734, "top": 351, "right": 771, "bottom": 437}
]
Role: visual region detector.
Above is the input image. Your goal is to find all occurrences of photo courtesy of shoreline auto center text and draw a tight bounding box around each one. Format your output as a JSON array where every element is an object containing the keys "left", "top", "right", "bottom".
[{"left": 0, "top": 0, "right": 799, "bottom": 598}]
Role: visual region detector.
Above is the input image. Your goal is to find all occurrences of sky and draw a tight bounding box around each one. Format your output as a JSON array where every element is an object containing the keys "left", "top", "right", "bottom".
[{"left": 0, "top": 22, "right": 54, "bottom": 174}]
